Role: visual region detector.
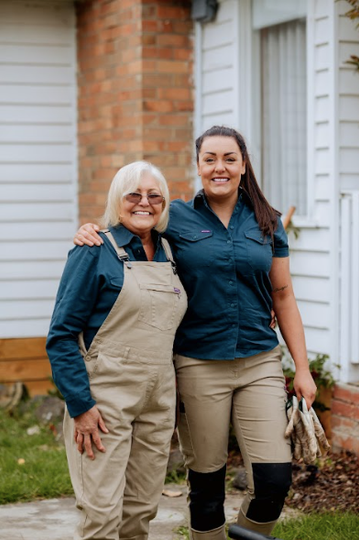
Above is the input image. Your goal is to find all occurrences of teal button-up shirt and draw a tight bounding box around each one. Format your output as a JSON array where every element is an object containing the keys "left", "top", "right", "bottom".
[{"left": 165, "top": 189, "right": 289, "bottom": 360}]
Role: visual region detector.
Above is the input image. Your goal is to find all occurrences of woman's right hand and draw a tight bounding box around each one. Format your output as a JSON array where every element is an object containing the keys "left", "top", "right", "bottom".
[
  {"left": 73, "top": 405, "right": 109, "bottom": 459},
  {"left": 74, "top": 223, "right": 103, "bottom": 246}
]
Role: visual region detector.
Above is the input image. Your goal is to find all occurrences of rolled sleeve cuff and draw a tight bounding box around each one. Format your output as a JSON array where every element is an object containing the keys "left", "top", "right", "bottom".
[{"left": 66, "top": 395, "right": 96, "bottom": 418}]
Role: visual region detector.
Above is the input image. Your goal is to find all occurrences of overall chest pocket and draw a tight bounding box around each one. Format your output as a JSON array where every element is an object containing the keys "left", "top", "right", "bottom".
[
  {"left": 244, "top": 229, "right": 272, "bottom": 273},
  {"left": 138, "top": 283, "right": 183, "bottom": 331}
]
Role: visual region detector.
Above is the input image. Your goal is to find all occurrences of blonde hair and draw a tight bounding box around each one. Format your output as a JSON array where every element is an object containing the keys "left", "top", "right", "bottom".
[{"left": 102, "top": 161, "right": 170, "bottom": 233}]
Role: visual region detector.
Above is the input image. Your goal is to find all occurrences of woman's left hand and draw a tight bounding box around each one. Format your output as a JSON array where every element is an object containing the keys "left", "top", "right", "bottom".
[
  {"left": 293, "top": 369, "right": 317, "bottom": 410},
  {"left": 73, "top": 405, "right": 109, "bottom": 460}
]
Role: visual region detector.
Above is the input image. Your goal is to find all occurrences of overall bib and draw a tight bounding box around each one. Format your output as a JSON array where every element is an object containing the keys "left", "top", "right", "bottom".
[{"left": 64, "top": 233, "right": 187, "bottom": 540}]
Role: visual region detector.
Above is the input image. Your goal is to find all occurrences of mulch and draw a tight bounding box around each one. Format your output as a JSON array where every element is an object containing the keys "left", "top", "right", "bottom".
[
  {"left": 286, "top": 451, "right": 359, "bottom": 514},
  {"left": 227, "top": 450, "right": 359, "bottom": 514}
]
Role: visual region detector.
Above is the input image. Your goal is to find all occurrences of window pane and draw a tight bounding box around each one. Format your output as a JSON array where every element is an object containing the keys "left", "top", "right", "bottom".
[{"left": 261, "top": 20, "right": 307, "bottom": 215}]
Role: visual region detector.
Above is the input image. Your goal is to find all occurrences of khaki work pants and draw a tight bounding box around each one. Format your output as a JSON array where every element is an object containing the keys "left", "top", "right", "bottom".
[{"left": 175, "top": 346, "right": 292, "bottom": 539}]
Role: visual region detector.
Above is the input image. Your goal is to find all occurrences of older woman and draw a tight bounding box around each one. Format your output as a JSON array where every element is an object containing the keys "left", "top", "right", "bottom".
[{"left": 46, "top": 161, "right": 187, "bottom": 540}]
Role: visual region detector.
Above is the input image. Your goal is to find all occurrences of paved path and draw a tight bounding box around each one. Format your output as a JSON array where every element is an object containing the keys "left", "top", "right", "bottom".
[{"left": 0, "top": 485, "right": 243, "bottom": 540}]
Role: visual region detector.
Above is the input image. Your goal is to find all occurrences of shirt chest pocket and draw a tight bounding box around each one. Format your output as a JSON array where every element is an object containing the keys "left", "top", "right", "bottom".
[
  {"left": 138, "top": 283, "right": 184, "bottom": 331},
  {"left": 244, "top": 229, "right": 272, "bottom": 273},
  {"left": 178, "top": 231, "right": 214, "bottom": 267}
]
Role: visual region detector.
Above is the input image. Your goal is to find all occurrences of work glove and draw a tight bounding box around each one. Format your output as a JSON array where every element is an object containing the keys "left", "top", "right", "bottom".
[{"left": 285, "top": 396, "right": 330, "bottom": 465}]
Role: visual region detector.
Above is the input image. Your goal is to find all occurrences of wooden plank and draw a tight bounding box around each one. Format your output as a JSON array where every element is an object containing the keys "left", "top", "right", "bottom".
[
  {"left": 203, "top": 68, "right": 234, "bottom": 94},
  {"left": 0, "top": 44, "right": 73, "bottom": 64},
  {"left": 0, "top": 337, "right": 47, "bottom": 360},
  {"left": 0, "top": 65, "right": 75, "bottom": 85},
  {"left": 340, "top": 148, "right": 359, "bottom": 174},
  {"left": 0, "top": 164, "right": 73, "bottom": 182},
  {"left": 0, "top": 299, "right": 55, "bottom": 320},
  {"left": 0, "top": 104, "right": 73, "bottom": 123},
  {"left": 0, "top": 25, "right": 73, "bottom": 45},
  {"left": 0, "top": 84, "right": 72, "bottom": 106},
  {"left": 0, "top": 358, "right": 51, "bottom": 382},
  {"left": 339, "top": 96, "right": 359, "bottom": 122},
  {"left": 315, "top": 69, "right": 329, "bottom": 98},
  {"left": 339, "top": 122, "right": 359, "bottom": 147},
  {"left": 338, "top": 15, "right": 359, "bottom": 41},
  {"left": 203, "top": 21, "right": 234, "bottom": 50},
  {"left": 203, "top": 89, "right": 234, "bottom": 116},
  {"left": 290, "top": 251, "right": 331, "bottom": 278},
  {"left": 0, "top": 202, "right": 74, "bottom": 222},
  {"left": 292, "top": 275, "right": 330, "bottom": 303},
  {"left": 315, "top": 121, "right": 329, "bottom": 149},
  {"left": 0, "top": 3, "right": 74, "bottom": 26},
  {"left": 315, "top": 95, "right": 330, "bottom": 122},
  {"left": 339, "top": 42, "right": 359, "bottom": 68},
  {"left": 314, "top": 18, "right": 329, "bottom": 47},
  {"left": 26, "top": 379, "right": 55, "bottom": 397},
  {"left": 203, "top": 44, "right": 233, "bottom": 72},
  {"left": 289, "top": 226, "right": 330, "bottom": 252},
  {"left": 0, "top": 318, "right": 52, "bottom": 338},
  {"left": 1, "top": 184, "right": 73, "bottom": 202},
  {"left": 0, "top": 125, "right": 73, "bottom": 143},
  {"left": 0, "top": 241, "right": 71, "bottom": 261},
  {"left": 0, "top": 279, "right": 59, "bottom": 300},
  {"left": 0, "top": 260, "right": 65, "bottom": 280},
  {"left": 315, "top": 44, "right": 329, "bottom": 71},
  {"left": 0, "top": 144, "right": 73, "bottom": 164},
  {"left": 1, "top": 222, "right": 76, "bottom": 241}
]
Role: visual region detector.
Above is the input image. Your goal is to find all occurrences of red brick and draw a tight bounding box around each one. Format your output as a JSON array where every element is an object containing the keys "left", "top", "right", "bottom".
[
  {"left": 144, "top": 100, "right": 174, "bottom": 113},
  {"left": 157, "top": 6, "right": 188, "bottom": 19},
  {"left": 157, "top": 60, "right": 188, "bottom": 73},
  {"left": 77, "top": 0, "right": 194, "bottom": 223},
  {"left": 331, "top": 400, "right": 359, "bottom": 421},
  {"left": 333, "top": 384, "right": 359, "bottom": 404}
]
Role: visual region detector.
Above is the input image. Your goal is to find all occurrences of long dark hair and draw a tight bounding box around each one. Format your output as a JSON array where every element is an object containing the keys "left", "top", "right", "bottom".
[{"left": 195, "top": 125, "right": 280, "bottom": 239}]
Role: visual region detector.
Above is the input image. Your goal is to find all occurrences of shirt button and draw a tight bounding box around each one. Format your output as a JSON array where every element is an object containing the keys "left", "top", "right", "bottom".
[
  {"left": 232, "top": 323, "right": 236, "bottom": 327},
  {"left": 231, "top": 303, "right": 236, "bottom": 308},
  {"left": 227, "top": 240, "right": 231, "bottom": 244},
  {"left": 229, "top": 280, "right": 233, "bottom": 285},
  {"left": 230, "top": 225, "right": 234, "bottom": 230}
]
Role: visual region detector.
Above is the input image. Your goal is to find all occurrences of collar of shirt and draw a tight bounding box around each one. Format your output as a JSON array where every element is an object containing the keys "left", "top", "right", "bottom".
[
  {"left": 192, "top": 187, "right": 254, "bottom": 210},
  {"left": 109, "top": 224, "right": 162, "bottom": 252}
]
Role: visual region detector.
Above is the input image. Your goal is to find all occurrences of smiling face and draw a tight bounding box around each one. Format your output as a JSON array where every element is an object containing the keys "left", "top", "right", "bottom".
[
  {"left": 119, "top": 173, "right": 164, "bottom": 239},
  {"left": 197, "top": 135, "right": 246, "bottom": 205}
]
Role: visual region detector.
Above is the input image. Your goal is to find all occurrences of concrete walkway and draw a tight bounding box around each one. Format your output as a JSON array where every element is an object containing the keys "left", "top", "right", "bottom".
[{"left": 0, "top": 485, "right": 243, "bottom": 540}]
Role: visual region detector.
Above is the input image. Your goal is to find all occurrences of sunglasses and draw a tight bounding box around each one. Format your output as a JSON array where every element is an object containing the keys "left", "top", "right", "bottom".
[{"left": 124, "top": 192, "right": 165, "bottom": 205}]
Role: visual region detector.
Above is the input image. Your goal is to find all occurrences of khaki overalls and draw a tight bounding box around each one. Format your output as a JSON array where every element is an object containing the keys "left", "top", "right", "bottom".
[{"left": 63, "top": 232, "right": 187, "bottom": 540}]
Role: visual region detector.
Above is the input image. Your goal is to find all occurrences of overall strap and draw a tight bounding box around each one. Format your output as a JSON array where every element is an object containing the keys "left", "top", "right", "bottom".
[
  {"left": 102, "top": 230, "right": 132, "bottom": 268},
  {"left": 161, "top": 237, "right": 177, "bottom": 274}
]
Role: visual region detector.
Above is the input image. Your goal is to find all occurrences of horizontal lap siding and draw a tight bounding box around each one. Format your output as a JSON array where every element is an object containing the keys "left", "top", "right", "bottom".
[
  {"left": 0, "top": 0, "right": 77, "bottom": 340},
  {"left": 338, "top": 5, "right": 359, "bottom": 192},
  {"left": 288, "top": 1, "right": 333, "bottom": 358},
  {"left": 199, "top": 0, "right": 237, "bottom": 132},
  {"left": 0, "top": 1, "right": 77, "bottom": 394}
]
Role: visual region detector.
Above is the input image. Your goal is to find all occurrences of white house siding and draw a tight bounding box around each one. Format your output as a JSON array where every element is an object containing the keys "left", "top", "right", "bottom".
[
  {"left": 0, "top": 0, "right": 77, "bottom": 338},
  {"left": 337, "top": 0, "right": 359, "bottom": 383},
  {"left": 283, "top": 0, "right": 333, "bottom": 363}
]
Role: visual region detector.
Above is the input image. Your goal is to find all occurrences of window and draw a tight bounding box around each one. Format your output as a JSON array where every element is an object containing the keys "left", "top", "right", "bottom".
[
  {"left": 252, "top": 0, "right": 307, "bottom": 216},
  {"left": 261, "top": 20, "right": 307, "bottom": 215}
]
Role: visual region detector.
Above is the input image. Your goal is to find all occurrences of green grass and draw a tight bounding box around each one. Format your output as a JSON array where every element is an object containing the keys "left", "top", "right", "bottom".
[
  {"left": 0, "top": 408, "right": 73, "bottom": 504},
  {"left": 174, "top": 513, "right": 359, "bottom": 540},
  {"left": 272, "top": 512, "right": 359, "bottom": 540}
]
